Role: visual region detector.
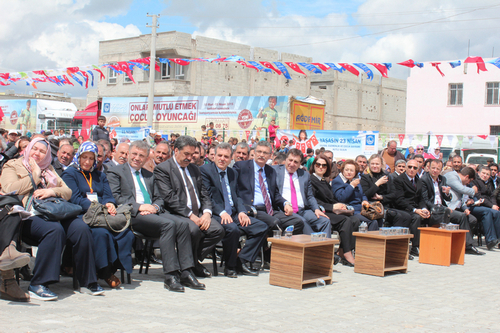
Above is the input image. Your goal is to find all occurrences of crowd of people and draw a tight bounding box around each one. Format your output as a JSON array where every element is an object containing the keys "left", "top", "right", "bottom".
[{"left": 0, "top": 117, "right": 497, "bottom": 303}]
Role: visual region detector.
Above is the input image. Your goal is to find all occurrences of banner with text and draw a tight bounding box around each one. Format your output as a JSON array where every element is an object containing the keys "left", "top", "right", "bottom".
[{"left": 276, "top": 129, "right": 379, "bottom": 159}]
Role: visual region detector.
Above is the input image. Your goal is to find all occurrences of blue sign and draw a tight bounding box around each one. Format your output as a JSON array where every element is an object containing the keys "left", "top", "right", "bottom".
[{"left": 103, "top": 103, "right": 110, "bottom": 113}]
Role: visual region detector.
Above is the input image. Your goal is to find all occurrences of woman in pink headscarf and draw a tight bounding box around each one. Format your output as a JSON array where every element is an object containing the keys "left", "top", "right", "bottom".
[{"left": 0, "top": 137, "right": 103, "bottom": 302}]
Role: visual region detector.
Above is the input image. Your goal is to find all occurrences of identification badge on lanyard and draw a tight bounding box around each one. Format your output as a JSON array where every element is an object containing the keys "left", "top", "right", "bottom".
[{"left": 87, "top": 192, "right": 98, "bottom": 202}]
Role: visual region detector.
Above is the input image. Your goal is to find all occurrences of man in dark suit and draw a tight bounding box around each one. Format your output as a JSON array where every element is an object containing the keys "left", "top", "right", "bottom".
[
  {"left": 421, "top": 159, "right": 483, "bottom": 255},
  {"left": 107, "top": 140, "right": 205, "bottom": 292},
  {"left": 200, "top": 143, "right": 268, "bottom": 278},
  {"left": 154, "top": 136, "right": 224, "bottom": 278},
  {"left": 274, "top": 149, "right": 331, "bottom": 235},
  {"left": 51, "top": 143, "right": 74, "bottom": 176},
  {"left": 393, "top": 159, "right": 425, "bottom": 256},
  {"left": 233, "top": 141, "right": 304, "bottom": 234}
]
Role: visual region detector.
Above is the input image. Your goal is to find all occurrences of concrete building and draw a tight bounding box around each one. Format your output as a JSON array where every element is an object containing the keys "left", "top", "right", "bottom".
[
  {"left": 406, "top": 58, "right": 500, "bottom": 135},
  {"left": 89, "top": 31, "right": 406, "bottom": 132}
]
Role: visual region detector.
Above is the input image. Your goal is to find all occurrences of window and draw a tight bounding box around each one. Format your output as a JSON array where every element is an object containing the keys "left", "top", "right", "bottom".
[
  {"left": 486, "top": 82, "right": 500, "bottom": 105},
  {"left": 108, "top": 67, "right": 117, "bottom": 84},
  {"left": 123, "top": 69, "right": 134, "bottom": 83},
  {"left": 160, "top": 62, "right": 185, "bottom": 80},
  {"left": 175, "top": 64, "right": 185, "bottom": 79},
  {"left": 448, "top": 83, "right": 463, "bottom": 106},
  {"left": 490, "top": 125, "right": 500, "bottom": 135},
  {"left": 161, "top": 63, "right": 171, "bottom": 79}
]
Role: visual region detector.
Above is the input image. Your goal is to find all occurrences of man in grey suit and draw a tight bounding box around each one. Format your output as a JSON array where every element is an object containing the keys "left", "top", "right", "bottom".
[
  {"left": 154, "top": 136, "right": 224, "bottom": 278},
  {"left": 107, "top": 140, "right": 206, "bottom": 292},
  {"left": 274, "top": 148, "right": 331, "bottom": 235}
]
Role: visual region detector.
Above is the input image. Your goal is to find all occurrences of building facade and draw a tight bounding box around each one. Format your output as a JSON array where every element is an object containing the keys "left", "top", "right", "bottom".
[{"left": 406, "top": 58, "right": 500, "bottom": 135}]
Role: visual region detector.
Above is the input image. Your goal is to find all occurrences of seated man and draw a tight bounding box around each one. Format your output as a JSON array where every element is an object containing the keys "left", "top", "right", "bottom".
[
  {"left": 52, "top": 143, "right": 75, "bottom": 176},
  {"left": 112, "top": 142, "right": 129, "bottom": 166},
  {"left": 107, "top": 141, "right": 204, "bottom": 292},
  {"left": 422, "top": 160, "right": 484, "bottom": 255},
  {"left": 233, "top": 141, "right": 304, "bottom": 234},
  {"left": 143, "top": 141, "right": 171, "bottom": 172},
  {"left": 393, "top": 159, "right": 424, "bottom": 256},
  {"left": 154, "top": 136, "right": 224, "bottom": 278},
  {"left": 274, "top": 149, "right": 331, "bottom": 236},
  {"left": 391, "top": 159, "right": 406, "bottom": 179},
  {"left": 201, "top": 143, "right": 268, "bottom": 278},
  {"left": 229, "top": 142, "right": 250, "bottom": 167},
  {"left": 355, "top": 155, "right": 368, "bottom": 176},
  {"left": 470, "top": 165, "right": 500, "bottom": 250}
]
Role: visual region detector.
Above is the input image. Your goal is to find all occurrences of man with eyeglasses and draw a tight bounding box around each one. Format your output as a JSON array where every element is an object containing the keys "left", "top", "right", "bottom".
[
  {"left": 393, "top": 159, "right": 425, "bottom": 256},
  {"left": 233, "top": 141, "right": 304, "bottom": 234},
  {"left": 379, "top": 140, "right": 405, "bottom": 173}
]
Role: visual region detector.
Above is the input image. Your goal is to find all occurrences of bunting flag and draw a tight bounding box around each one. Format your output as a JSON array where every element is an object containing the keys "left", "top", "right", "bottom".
[
  {"left": 487, "top": 58, "right": 500, "bottom": 69},
  {"left": 247, "top": 61, "right": 272, "bottom": 73},
  {"left": 311, "top": 63, "right": 330, "bottom": 71},
  {"left": 353, "top": 63, "right": 373, "bottom": 80},
  {"left": 92, "top": 65, "right": 105, "bottom": 80},
  {"left": 285, "top": 62, "right": 306, "bottom": 75},
  {"left": 68, "top": 72, "right": 84, "bottom": 86},
  {"left": 170, "top": 58, "right": 190, "bottom": 66},
  {"left": 87, "top": 71, "right": 95, "bottom": 87},
  {"left": 464, "top": 56, "right": 487, "bottom": 73},
  {"left": 117, "top": 61, "right": 135, "bottom": 83},
  {"left": 417, "top": 134, "right": 423, "bottom": 142},
  {"left": 449, "top": 60, "right": 461, "bottom": 68},
  {"left": 490, "top": 136, "right": 497, "bottom": 147},
  {"left": 236, "top": 61, "right": 259, "bottom": 71},
  {"left": 477, "top": 134, "right": 488, "bottom": 140},
  {"left": 380, "top": 133, "right": 387, "bottom": 145},
  {"left": 298, "top": 63, "right": 322, "bottom": 74},
  {"left": 468, "top": 136, "right": 474, "bottom": 144},
  {"left": 457, "top": 135, "right": 463, "bottom": 145},
  {"left": 407, "top": 134, "right": 414, "bottom": 143},
  {"left": 436, "top": 135, "right": 444, "bottom": 146},
  {"left": 431, "top": 62, "right": 445, "bottom": 77},
  {"left": 339, "top": 63, "right": 359, "bottom": 76},
  {"left": 368, "top": 63, "right": 389, "bottom": 78},
  {"left": 397, "top": 59, "right": 423, "bottom": 68},
  {"left": 447, "top": 135, "right": 454, "bottom": 145},
  {"left": 158, "top": 58, "right": 170, "bottom": 64},
  {"left": 224, "top": 55, "right": 245, "bottom": 62},
  {"left": 324, "top": 63, "right": 345, "bottom": 72},
  {"left": 273, "top": 62, "right": 292, "bottom": 79},
  {"left": 260, "top": 61, "right": 281, "bottom": 75},
  {"left": 398, "top": 134, "right": 405, "bottom": 146}
]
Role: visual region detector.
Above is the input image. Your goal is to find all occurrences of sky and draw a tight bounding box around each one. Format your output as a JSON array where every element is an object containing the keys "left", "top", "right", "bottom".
[{"left": 1, "top": 0, "right": 500, "bottom": 98}]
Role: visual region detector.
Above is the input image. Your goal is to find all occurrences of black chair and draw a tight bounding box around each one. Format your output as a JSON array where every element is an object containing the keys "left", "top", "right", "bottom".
[{"left": 132, "top": 230, "right": 158, "bottom": 275}]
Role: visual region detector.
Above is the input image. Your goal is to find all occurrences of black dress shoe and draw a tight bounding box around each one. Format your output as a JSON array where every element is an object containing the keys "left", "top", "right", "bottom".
[
  {"left": 193, "top": 264, "right": 212, "bottom": 278},
  {"left": 487, "top": 239, "right": 499, "bottom": 251},
  {"left": 334, "top": 254, "right": 341, "bottom": 265},
  {"left": 164, "top": 276, "right": 184, "bottom": 292},
  {"left": 410, "top": 247, "right": 419, "bottom": 257},
  {"left": 340, "top": 258, "right": 354, "bottom": 267},
  {"left": 224, "top": 268, "right": 238, "bottom": 278},
  {"left": 180, "top": 272, "right": 206, "bottom": 290},
  {"left": 465, "top": 246, "right": 485, "bottom": 255},
  {"left": 238, "top": 262, "right": 259, "bottom": 276}
]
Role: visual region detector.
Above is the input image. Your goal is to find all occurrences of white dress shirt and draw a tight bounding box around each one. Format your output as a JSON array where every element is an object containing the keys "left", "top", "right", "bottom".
[{"left": 281, "top": 170, "right": 304, "bottom": 209}]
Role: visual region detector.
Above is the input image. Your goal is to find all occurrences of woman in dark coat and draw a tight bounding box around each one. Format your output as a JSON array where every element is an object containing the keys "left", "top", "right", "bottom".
[{"left": 62, "top": 142, "right": 134, "bottom": 289}]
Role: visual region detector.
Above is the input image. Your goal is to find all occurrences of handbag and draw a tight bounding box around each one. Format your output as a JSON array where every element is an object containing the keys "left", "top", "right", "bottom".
[
  {"left": 82, "top": 201, "right": 132, "bottom": 233},
  {"left": 332, "top": 208, "right": 354, "bottom": 216},
  {"left": 360, "top": 201, "right": 384, "bottom": 220},
  {"left": 429, "top": 204, "right": 451, "bottom": 226},
  {"left": 28, "top": 174, "right": 82, "bottom": 221}
]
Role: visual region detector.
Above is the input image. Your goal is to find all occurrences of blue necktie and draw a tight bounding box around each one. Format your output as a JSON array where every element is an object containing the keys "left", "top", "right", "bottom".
[{"left": 220, "top": 171, "right": 233, "bottom": 214}]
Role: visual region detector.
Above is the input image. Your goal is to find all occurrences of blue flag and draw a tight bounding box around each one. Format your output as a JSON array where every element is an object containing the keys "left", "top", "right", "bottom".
[
  {"left": 87, "top": 71, "right": 95, "bottom": 87},
  {"left": 224, "top": 55, "right": 245, "bottom": 62},
  {"left": 487, "top": 58, "right": 500, "bottom": 69},
  {"left": 449, "top": 60, "right": 461, "bottom": 68},
  {"left": 353, "top": 63, "right": 373, "bottom": 80},
  {"left": 383, "top": 63, "right": 392, "bottom": 70},
  {"left": 415, "top": 62, "right": 424, "bottom": 68},
  {"left": 273, "top": 62, "right": 292, "bottom": 79},
  {"left": 158, "top": 58, "right": 170, "bottom": 66},
  {"left": 247, "top": 61, "right": 272, "bottom": 73},
  {"left": 298, "top": 62, "right": 321, "bottom": 74},
  {"left": 324, "top": 63, "right": 345, "bottom": 72}
]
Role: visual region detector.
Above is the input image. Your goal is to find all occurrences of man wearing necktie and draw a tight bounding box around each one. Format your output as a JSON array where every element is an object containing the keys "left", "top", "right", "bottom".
[
  {"left": 201, "top": 143, "right": 268, "bottom": 278},
  {"left": 233, "top": 141, "right": 304, "bottom": 234},
  {"left": 154, "top": 136, "right": 224, "bottom": 279},
  {"left": 274, "top": 149, "right": 331, "bottom": 235},
  {"left": 107, "top": 141, "right": 205, "bottom": 292}
]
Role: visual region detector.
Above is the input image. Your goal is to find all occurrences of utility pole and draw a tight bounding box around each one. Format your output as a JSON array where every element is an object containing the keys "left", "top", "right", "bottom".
[{"left": 146, "top": 13, "right": 160, "bottom": 128}]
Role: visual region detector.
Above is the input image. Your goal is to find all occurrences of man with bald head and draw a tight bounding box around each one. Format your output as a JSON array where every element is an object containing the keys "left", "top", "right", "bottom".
[{"left": 112, "top": 143, "right": 129, "bottom": 165}]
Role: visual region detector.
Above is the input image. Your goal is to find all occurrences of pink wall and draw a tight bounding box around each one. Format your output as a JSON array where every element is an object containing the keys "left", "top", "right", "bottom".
[{"left": 406, "top": 58, "right": 500, "bottom": 135}]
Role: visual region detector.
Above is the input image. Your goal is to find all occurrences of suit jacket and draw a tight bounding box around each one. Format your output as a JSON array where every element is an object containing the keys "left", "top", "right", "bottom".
[
  {"left": 154, "top": 158, "right": 211, "bottom": 218},
  {"left": 393, "top": 173, "right": 426, "bottom": 212},
  {"left": 471, "top": 178, "right": 497, "bottom": 208},
  {"left": 233, "top": 160, "right": 287, "bottom": 211},
  {"left": 106, "top": 162, "right": 163, "bottom": 218},
  {"left": 52, "top": 158, "right": 65, "bottom": 177},
  {"left": 444, "top": 170, "right": 476, "bottom": 210},
  {"left": 273, "top": 165, "right": 319, "bottom": 212},
  {"left": 200, "top": 162, "right": 246, "bottom": 216},
  {"left": 421, "top": 173, "right": 452, "bottom": 209}
]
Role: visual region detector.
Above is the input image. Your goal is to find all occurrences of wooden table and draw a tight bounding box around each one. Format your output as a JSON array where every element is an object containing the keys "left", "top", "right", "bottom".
[
  {"left": 268, "top": 235, "right": 339, "bottom": 290},
  {"left": 418, "top": 227, "right": 469, "bottom": 266},
  {"left": 353, "top": 231, "right": 413, "bottom": 277}
]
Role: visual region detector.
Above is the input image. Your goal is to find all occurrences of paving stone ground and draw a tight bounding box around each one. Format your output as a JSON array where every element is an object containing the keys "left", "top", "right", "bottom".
[{"left": 1, "top": 242, "right": 500, "bottom": 332}]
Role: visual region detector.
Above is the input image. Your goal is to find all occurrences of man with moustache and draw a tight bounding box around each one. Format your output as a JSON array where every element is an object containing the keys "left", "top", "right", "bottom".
[
  {"left": 52, "top": 144, "right": 75, "bottom": 176},
  {"left": 143, "top": 141, "right": 171, "bottom": 172},
  {"left": 154, "top": 136, "right": 224, "bottom": 278},
  {"left": 112, "top": 143, "right": 129, "bottom": 166}
]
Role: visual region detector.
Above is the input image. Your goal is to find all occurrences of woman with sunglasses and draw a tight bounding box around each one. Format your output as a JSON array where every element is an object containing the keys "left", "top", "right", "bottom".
[
  {"left": 331, "top": 159, "right": 379, "bottom": 231},
  {"left": 309, "top": 154, "right": 358, "bottom": 266},
  {"left": 361, "top": 155, "right": 412, "bottom": 229}
]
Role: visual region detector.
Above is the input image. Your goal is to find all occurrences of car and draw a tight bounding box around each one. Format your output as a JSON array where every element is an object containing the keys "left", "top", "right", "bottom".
[{"left": 465, "top": 153, "right": 497, "bottom": 165}]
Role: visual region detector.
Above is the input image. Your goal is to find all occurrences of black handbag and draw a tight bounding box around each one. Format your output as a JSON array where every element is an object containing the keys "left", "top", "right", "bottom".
[
  {"left": 429, "top": 204, "right": 451, "bottom": 226},
  {"left": 28, "top": 174, "right": 82, "bottom": 221}
]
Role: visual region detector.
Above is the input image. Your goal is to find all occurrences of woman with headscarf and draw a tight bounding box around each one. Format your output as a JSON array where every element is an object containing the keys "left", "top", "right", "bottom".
[
  {"left": 62, "top": 142, "right": 134, "bottom": 289},
  {"left": 0, "top": 137, "right": 103, "bottom": 302}
]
